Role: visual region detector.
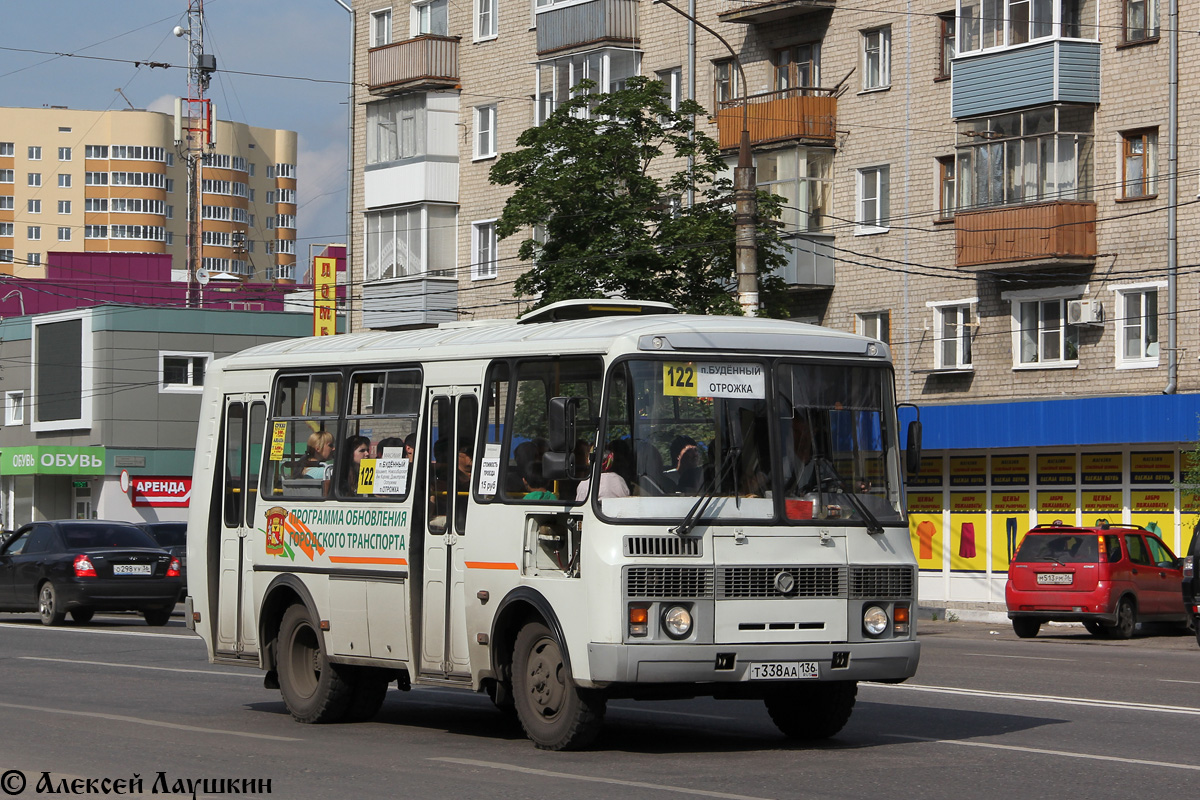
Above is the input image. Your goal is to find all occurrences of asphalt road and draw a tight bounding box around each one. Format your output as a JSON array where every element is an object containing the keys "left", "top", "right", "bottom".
[{"left": 0, "top": 613, "right": 1197, "bottom": 800}]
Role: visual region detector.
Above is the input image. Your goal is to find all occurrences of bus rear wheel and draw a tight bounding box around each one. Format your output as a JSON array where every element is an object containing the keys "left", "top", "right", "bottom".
[
  {"left": 512, "top": 621, "right": 604, "bottom": 750},
  {"left": 764, "top": 680, "right": 857, "bottom": 740},
  {"left": 278, "top": 604, "right": 354, "bottom": 723}
]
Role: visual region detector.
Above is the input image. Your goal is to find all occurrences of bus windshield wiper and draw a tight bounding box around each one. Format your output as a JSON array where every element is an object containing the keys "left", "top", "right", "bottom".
[
  {"left": 811, "top": 457, "right": 884, "bottom": 535},
  {"left": 672, "top": 445, "right": 740, "bottom": 536}
]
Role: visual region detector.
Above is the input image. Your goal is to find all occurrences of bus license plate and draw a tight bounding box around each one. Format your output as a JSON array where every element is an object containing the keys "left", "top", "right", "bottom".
[
  {"left": 749, "top": 661, "right": 819, "bottom": 680},
  {"left": 113, "top": 564, "right": 152, "bottom": 576},
  {"left": 1036, "top": 573, "right": 1072, "bottom": 585}
]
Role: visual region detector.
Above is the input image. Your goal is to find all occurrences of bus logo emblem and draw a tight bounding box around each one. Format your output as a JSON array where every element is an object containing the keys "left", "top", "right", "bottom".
[
  {"left": 774, "top": 571, "right": 796, "bottom": 595},
  {"left": 265, "top": 506, "right": 287, "bottom": 556}
]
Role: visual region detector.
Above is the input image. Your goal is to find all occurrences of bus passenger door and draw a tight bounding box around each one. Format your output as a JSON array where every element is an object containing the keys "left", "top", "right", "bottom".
[
  {"left": 215, "top": 394, "right": 268, "bottom": 658},
  {"left": 419, "top": 388, "right": 479, "bottom": 680}
]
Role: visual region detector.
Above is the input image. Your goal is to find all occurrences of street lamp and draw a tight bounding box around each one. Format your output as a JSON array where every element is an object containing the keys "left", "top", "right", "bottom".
[
  {"left": 653, "top": 0, "right": 758, "bottom": 316},
  {"left": 333, "top": 0, "right": 355, "bottom": 333}
]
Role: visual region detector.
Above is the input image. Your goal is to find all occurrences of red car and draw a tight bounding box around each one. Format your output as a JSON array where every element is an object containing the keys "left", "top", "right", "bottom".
[{"left": 1006, "top": 523, "right": 1187, "bottom": 639}]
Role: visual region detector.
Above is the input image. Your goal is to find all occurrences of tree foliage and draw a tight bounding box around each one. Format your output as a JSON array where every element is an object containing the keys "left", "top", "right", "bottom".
[{"left": 489, "top": 76, "right": 790, "bottom": 316}]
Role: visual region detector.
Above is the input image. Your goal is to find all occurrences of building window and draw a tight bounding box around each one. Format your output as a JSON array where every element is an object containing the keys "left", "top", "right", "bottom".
[
  {"left": 862, "top": 28, "right": 891, "bottom": 90},
  {"left": 656, "top": 68, "right": 682, "bottom": 113},
  {"left": 0, "top": 251, "right": 12, "bottom": 263},
  {"left": 0, "top": 197, "right": 11, "bottom": 210},
  {"left": 85, "top": 226, "right": 107, "bottom": 239},
  {"left": 0, "top": 170, "right": 11, "bottom": 184},
  {"left": 476, "top": 0, "right": 497, "bottom": 40},
  {"left": 28, "top": 146, "right": 41, "bottom": 161},
  {"left": 366, "top": 95, "right": 427, "bottom": 164},
  {"left": 31, "top": 311, "right": 92, "bottom": 432},
  {"left": 1014, "top": 297, "right": 1079, "bottom": 367},
  {"left": 757, "top": 147, "right": 833, "bottom": 234},
  {"left": 59, "top": 147, "right": 71, "bottom": 161},
  {"left": 1124, "top": 0, "right": 1159, "bottom": 42},
  {"left": 931, "top": 301, "right": 975, "bottom": 369},
  {"left": 958, "top": 0, "right": 1095, "bottom": 55},
  {"left": 1113, "top": 285, "right": 1160, "bottom": 366},
  {"left": 714, "top": 59, "right": 738, "bottom": 107},
  {"left": 5, "top": 391, "right": 24, "bottom": 426},
  {"left": 856, "top": 165, "right": 890, "bottom": 233},
  {"left": 0, "top": 222, "right": 9, "bottom": 236},
  {"left": 365, "top": 204, "right": 457, "bottom": 280},
  {"left": 26, "top": 253, "right": 40, "bottom": 266},
  {"left": 475, "top": 105, "right": 497, "bottom": 159},
  {"left": 27, "top": 226, "right": 40, "bottom": 241},
  {"left": 937, "top": 12, "right": 956, "bottom": 79},
  {"left": 415, "top": 0, "right": 449, "bottom": 35},
  {"left": 1121, "top": 129, "right": 1157, "bottom": 199},
  {"left": 57, "top": 200, "right": 70, "bottom": 215},
  {"left": 160, "top": 352, "right": 211, "bottom": 393},
  {"left": 956, "top": 105, "right": 1094, "bottom": 209},
  {"left": 371, "top": 8, "right": 392, "bottom": 47},
  {"left": 774, "top": 43, "right": 820, "bottom": 91},
  {"left": 938, "top": 156, "right": 956, "bottom": 219},
  {"left": 472, "top": 220, "right": 498, "bottom": 280},
  {"left": 0, "top": 142, "right": 12, "bottom": 156},
  {"left": 28, "top": 199, "right": 41, "bottom": 214},
  {"left": 57, "top": 227, "right": 71, "bottom": 242},
  {"left": 27, "top": 173, "right": 41, "bottom": 188},
  {"left": 535, "top": 49, "right": 640, "bottom": 123},
  {"left": 58, "top": 173, "right": 71, "bottom": 188},
  {"left": 857, "top": 311, "right": 890, "bottom": 344}
]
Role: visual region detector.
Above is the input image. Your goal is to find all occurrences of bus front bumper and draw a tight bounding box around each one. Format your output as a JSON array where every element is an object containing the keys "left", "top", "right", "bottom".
[{"left": 585, "top": 639, "right": 920, "bottom": 686}]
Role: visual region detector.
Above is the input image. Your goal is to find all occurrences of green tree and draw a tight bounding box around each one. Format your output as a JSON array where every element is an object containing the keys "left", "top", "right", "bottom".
[{"left": 489, "top": 76, "right": 790, "bottom": 317}]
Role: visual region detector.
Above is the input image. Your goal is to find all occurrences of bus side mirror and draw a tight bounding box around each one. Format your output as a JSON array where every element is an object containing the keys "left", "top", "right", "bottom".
[
  {"left": 544, "top": 396, "right": 580, "bottom": 480},
  {"left": 905, "top": 420, "right": 922, "bottom": 475}
]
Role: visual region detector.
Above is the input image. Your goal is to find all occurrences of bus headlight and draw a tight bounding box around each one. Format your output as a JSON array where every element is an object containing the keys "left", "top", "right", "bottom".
[
  {"left": 662, "top": 605, "right": 693, "bottom": 639},
  {"left": 863, "top": 605, "right": 889, "bottom": 637}
]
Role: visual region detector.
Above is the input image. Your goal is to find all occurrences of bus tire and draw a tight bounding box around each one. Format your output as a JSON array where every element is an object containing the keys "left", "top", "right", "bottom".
[
  {"left": 277, "top": 604, "right": 353, "bottom": 723},
  {"left": 512, "top": 621, "right": 604, "bottom": 750},
  {"left": 343, "top": 668, "right": 390, "bottom": 722},
  {"left": 764, "top": 680, "right": 857, "bottom": 740}
]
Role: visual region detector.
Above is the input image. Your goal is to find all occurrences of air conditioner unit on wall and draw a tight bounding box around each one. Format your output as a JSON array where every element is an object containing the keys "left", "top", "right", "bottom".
[{"left": 1067, "top": 299, "right": 1104, "bottom": 326}]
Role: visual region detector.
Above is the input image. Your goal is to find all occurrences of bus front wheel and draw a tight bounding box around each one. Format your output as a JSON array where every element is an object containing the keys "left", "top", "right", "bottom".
[
  {"left": 277, "top": 604, "right": 354, "bottom": 723},
  {"left": 512, "top": 621, "right": 605, "bottom": 750},
  {"left": 764, "top": 680, "right": 857, "bottom": 740}
]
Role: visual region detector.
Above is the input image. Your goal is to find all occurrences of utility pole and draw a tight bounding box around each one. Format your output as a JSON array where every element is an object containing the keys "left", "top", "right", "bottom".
[
  {"left": 173, "top": 0, "right": 216, "bottom": 308},
  {"left": 654, "top": 0, "right": 757, "bottom": 316}
]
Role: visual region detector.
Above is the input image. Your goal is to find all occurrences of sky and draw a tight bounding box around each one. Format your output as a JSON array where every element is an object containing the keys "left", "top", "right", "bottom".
[{"left": 1, "top": 0, "right": 352, "bottom": 249}]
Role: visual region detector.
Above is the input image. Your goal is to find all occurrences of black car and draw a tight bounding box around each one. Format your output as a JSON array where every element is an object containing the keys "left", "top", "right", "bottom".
[
  {"left": 1184, "top": 528, "right": 1200, "bottom": 647},
  {"left": 135, "top": 522, "right": 187, "bottom": 600},
  {"left": 0, "top": 520, "right": 183, "bottom": 626}
]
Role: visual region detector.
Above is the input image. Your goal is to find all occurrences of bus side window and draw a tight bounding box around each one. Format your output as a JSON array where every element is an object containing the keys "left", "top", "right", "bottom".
[
  {"left": 265, "top": 373, "right": 342, "bottom": 500},
  {"left": 428, "top": 396, "right": 451, "bottom": 534},
  {"left": 476, "top": 362, "right": 511, "bottom": 503},
  {"left": 341, "top": 368, "right": 421, "bottom": 500},
  {"left": 224, "top": 402, "right": 246, "bottom": 527},
  {"left": 455, "top": 395, "right": 478, "bottom": 534}
]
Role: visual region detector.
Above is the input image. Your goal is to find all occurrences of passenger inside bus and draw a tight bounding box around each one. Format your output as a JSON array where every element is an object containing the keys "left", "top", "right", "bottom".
[
  {"left": 292, "top": 430, "right": 335, "bottom": 480},
  {"left": 575, "top": 447, "right": 630, "bottom": 501},
  {"left": 340, "top": 435, "right": 370, "bottom": 494},
  {"left": 522, "top": 463, "right": 557, "bottom": 500}
]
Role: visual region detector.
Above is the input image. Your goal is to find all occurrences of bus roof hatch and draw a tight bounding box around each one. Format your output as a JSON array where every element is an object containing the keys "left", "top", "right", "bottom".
[{"left": 517, "top": 299, "right": 678, "bottom": 324}]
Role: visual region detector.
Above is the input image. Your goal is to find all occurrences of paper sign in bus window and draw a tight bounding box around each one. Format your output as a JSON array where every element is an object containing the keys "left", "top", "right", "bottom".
[{"left": 663, "top": 362, "right": 765, "bottom": 399}]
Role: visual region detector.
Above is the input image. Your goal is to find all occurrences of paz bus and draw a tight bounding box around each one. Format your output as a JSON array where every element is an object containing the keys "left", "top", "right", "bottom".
[{"left": 186, "top": 299, "right": 921, "bottom": 750}]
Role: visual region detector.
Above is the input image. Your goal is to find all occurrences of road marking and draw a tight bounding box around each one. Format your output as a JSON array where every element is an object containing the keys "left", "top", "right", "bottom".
[
  {"left": 869, "top": 683, "right": 1200, "bottom": 716},
  {"left": 0, "top": 701, "right": 301, "bottom": 742},
  {"left": 19, "top": 656, "right": 255, "bottom": 678},
  {"left": 609, "top": 705, "right": 737, "bottom": 721},
  {"left": 883, "top": 734, "right": 1200, "bottom": 772},
  {"left": 963, "top": 652, "right": 1075, "bottom": 662},
  {"left": 428, "top": 758, "right": 774, "bottom": 800},
  {"left": 1160, "top": 678, "right": 1200, "bottom": 685},
  {"left": 0, "top": 622, "right": 197, "bottom": 640}
]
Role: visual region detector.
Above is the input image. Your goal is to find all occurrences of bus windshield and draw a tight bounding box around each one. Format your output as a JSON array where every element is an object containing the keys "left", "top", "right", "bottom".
[{"left": 596, "top": 358, "right": 903, "bottom": 525}]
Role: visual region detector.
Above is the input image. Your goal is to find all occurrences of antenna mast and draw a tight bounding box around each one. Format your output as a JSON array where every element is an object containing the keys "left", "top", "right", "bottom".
[{"left": 175, "top": 0, "right": 216, "bottom": 307}]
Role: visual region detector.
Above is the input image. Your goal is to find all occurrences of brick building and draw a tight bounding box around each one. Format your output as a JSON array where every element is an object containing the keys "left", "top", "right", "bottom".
[{"left": 348, "top": 0, "right": 1200, "bottom": 610}]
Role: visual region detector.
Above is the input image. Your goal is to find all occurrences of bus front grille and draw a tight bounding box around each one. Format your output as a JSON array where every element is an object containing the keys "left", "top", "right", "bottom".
[
  {"left": 625, "top": 566, "right": 714, "bottom": 598},
  {"left": 717, "top": 566, "right": 846, "bottom": 599},
  {"left": 624, "top": 536, "right": 703, "bottom": 557},
  {"left": 848, "top": 566, "right": 915, "bottom": 598}
]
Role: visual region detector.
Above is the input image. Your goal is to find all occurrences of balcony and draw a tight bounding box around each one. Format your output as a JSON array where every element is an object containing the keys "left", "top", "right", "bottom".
[
  {"left": 952, "top": 40, "right": 1100, "bottom": 118},
  {"left": 777, "top": 232, "right": 834, "bottom": 288},
  {"left": 368, "top": 35, "right": 459, "bottom": 95},
  {"left": 717, "top": 0, "right": 835, "bottom": 25},
  {"left": 536, "top": 0, "right": 638, "bottom": 56},
  {"left": 954, "top": 201, "right": 1096, "bottom": 270},
  {"left": 363, "top": 275, "right": 457, "bottom": 329},
  {"left": 716, "top": 88, "right": 836, "bottom": 150}
]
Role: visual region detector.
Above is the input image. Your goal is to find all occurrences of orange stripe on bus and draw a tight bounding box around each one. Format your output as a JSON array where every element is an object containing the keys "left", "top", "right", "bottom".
[
  {"left": 465, "top": 561, "right": 519, "bottom": 570},
  {"left": 327, "top": 556, "right": 409, "bottom": 566}
]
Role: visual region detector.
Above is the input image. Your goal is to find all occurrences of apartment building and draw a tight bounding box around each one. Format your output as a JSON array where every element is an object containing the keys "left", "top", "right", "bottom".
[
  {"left": 350, "top": 0, "right": 1199, "bottom": 610},
  {"left": 0, "top": 106, "right": 299, "bottom": 282}
]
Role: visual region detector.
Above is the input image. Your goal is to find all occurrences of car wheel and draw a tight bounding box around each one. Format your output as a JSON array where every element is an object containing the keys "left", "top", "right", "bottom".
[
  {"left": 277, "top": 604, "right": 354, "bottom": 723},
  {"left": 512, "top": 621, "right": 605, "bottom": 751},
  {"left": 1012, "top": 617, "right": 1040, "bottom": 638},
  {"left": 1195, "top": 617, "right": 1200, "bottom": 649},
  {"left": 69, "top": 607, "right": 95, "bottom": 624},
  {"left": 38, "top": 582, "right": 66, "bottom": 626},
  {"left": 142, "top": 606, "right": 174, "bottom": 627},
  {"left": 1110, "top": 598, "right": 1136, "bottom": 639},
  {"left": 1082, "top": 620, "right": 1109, "bottom": 638},
  {"left": 764, "top": 680, "right": 858, "bottom": 740}
]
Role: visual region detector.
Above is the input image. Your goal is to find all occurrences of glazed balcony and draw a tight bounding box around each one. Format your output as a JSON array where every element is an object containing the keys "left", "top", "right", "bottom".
[
  {"left": 536, "top": 0, "right": 638, "bottom": 56},
  {"left": 716, "top": 88, "right": 836, "bottom": 150},
  {"left": 368, "top": 35, "right": 459, "bottom": 95},
  {"left": 954, "top": 200, "right": 1097, "bottom": 269},
  {"left": 717, "top": 0, "right": 835, "bottom": 25}
]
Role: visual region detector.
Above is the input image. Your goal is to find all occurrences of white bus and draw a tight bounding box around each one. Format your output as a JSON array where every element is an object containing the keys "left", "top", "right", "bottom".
[{"left": 187, "top": 300, "right": 921, "bottom": 750}]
